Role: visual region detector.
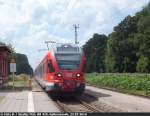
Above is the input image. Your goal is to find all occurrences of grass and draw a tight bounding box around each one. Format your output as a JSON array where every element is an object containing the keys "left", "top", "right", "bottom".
[
  {"left": 1, "top": 74, "right": 31, "bottom": 91},
  {"left": 85, "top": 73, "right": 150, "bottom": 97},
  {"left": 0, "top": 96, "right": 5, "bottom": 102}
]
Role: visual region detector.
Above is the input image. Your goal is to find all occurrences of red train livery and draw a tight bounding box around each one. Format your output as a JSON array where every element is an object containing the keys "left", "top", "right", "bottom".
[{"left": 34, "top": 44, "right": 86, "bottom": 96}]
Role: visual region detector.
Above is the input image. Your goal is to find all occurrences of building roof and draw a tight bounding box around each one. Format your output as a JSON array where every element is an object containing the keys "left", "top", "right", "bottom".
[{"left": 0, "top": 45, "right": 11, "bottom": 53}]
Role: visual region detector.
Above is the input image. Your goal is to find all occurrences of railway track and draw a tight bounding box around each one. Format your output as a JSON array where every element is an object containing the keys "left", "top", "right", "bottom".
[
  {"left": 56, "top": 100, "right": 73, "bottom": 112},
  {"left": 76, "top": 98, "right": 103, "bottom": 112},
  {"left": 79, "top": 92, "right": 124, "bottom": 112},
  {"left": 32, "top": 80, "right": 122, "bottom": 112},
  {"left": 55, "top": 92, "right": 123, "bottom": 112},
  {"left": 31, "top": 79, "right": 44, "bottom": 92},
  {"left": 56, "top": 97, "right": 103, "bottom": 112},
  {"left": 32, "top": 79, "right": 102, "bottom": 112}
]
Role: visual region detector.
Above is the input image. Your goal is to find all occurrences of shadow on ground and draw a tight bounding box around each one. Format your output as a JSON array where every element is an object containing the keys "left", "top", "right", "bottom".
[
  {"left": 47, "top": 90, "right": 104, "bottom": 105},
  {"left": 85, "top": 89, "right": 111, "bottom": 98}
]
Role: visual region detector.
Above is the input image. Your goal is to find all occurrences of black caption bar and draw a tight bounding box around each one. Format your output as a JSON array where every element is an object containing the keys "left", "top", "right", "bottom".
[
  {"left": 0, "top": 112, "right": 86, "bottom": 116},
  {"left": 0, "top": 113, "right": 150, "bottom": 116}
]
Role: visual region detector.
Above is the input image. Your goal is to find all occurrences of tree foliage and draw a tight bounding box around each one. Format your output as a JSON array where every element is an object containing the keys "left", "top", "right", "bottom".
[
  {"left": 83, "top": 34, "right": 108, "bottom": 73},
  {"left": 136, "top": 55, "right": 149, "bottom": 73},
  {"left": 15, "top": 53, "right": 33, "bottom": 75}
]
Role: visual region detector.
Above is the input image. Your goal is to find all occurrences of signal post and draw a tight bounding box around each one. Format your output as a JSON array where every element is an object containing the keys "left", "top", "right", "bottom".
[{"left": 10, "top": 59, "right": 16, "bottom": 90}]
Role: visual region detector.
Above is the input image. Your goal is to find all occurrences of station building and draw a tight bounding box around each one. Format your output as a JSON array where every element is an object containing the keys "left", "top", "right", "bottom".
[{"left": 0, "top": 45, "right": 11, "bottom": 86}]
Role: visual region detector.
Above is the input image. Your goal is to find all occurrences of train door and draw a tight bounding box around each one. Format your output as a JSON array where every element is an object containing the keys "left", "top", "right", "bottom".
[{"left": 46, "top": 59, "right": 56, "bottom": 82}]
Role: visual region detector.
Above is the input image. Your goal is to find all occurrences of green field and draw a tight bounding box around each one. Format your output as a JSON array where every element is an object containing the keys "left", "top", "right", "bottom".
[{"left": 85, "top": 73, "right": 150, "bottom": 97}]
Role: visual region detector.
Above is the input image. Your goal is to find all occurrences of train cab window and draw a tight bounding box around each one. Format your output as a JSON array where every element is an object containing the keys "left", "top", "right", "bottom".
[{"left": 48, "top": 60, "right": 55, "bottom": 73}]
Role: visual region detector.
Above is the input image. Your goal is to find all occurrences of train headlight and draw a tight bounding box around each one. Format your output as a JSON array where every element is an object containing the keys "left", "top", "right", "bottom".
[
  {"left": 57, "top": 73, "right": 62, "bottom": 77},
  {"left": 76, "top": 73, "right": 81, "bottom": 77}
]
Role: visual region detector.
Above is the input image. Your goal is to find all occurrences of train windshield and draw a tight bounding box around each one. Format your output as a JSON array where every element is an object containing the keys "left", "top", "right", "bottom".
[
  {"left": 55, "top": 54, "right": 81, "bottom": 70},
  {"left": 57, "top": 60, "right": 80, "bottom": 70}
]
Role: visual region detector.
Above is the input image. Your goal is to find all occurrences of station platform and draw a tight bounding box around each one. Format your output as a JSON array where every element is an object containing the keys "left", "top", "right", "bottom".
[{"left": 0, "top": 90, "right": 60, "bottom": 112}]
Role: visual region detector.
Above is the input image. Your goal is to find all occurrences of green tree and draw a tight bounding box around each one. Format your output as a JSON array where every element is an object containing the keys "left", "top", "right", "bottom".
[
  {"left": 83, "top": 34, "right": 108, "bottom": 72},
  {"left": 16, "top": 53, "right": 33, "bottom": 75},
  {"left": 105, "top": 15, "right": 138, "bottom": 72},
  {"left": 136, "top": 55, "right": 149, "bottom": 73},
  {"left": 105, "top": 38, "right": 116, "bottom": 72}
]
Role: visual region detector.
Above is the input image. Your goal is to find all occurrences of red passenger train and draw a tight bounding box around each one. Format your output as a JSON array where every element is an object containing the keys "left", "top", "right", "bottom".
[{"left": 34, "top": 44, "right": 86, "bottom": 97}]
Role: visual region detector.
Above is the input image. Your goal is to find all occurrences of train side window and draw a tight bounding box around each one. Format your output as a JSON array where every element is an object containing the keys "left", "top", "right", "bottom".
[{"left": 48, "top": 60, "right": 55, "bottom": 73}]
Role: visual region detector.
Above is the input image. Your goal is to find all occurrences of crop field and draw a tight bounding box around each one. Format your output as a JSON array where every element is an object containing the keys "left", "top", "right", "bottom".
[{"left": 85, "top": 73, "right": 150, "bottom": 97}]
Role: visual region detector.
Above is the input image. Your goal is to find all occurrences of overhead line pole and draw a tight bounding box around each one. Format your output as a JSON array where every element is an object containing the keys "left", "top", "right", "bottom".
[
  {"left": 38, "top": 41, "right": 56, "bottom": 52},
  {"left": 45, "top": 41, "right": 50, "bottom": 50},
  {"left": 73, "top": 24, "right": 79, "bottom": 45},
  {"left": 44, "top": 41, "right": 59, "bottom": 52}
]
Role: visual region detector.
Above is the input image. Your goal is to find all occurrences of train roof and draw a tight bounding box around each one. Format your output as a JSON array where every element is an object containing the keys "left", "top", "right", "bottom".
[
  {"left": 35, "top": 43, "right": 83, "bottom": 70},
  {"left": 53, "top": 43, "right": 82, "bottom": 54}
]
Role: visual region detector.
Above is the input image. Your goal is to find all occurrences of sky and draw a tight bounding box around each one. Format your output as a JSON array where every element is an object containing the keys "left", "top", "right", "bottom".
[{"left": 0, "top": 0, "right": 149, "bottom": 69}]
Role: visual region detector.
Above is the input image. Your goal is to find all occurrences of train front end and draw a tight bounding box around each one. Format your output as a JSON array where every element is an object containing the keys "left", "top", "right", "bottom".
[{"left": 47, "top": 44, "right": 86, "bottom": 96}]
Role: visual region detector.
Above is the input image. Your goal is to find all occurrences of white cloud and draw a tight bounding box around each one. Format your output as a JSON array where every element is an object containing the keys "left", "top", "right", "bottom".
[{"left": 0, "top": 0, "right": 149, "bottom": 69}]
